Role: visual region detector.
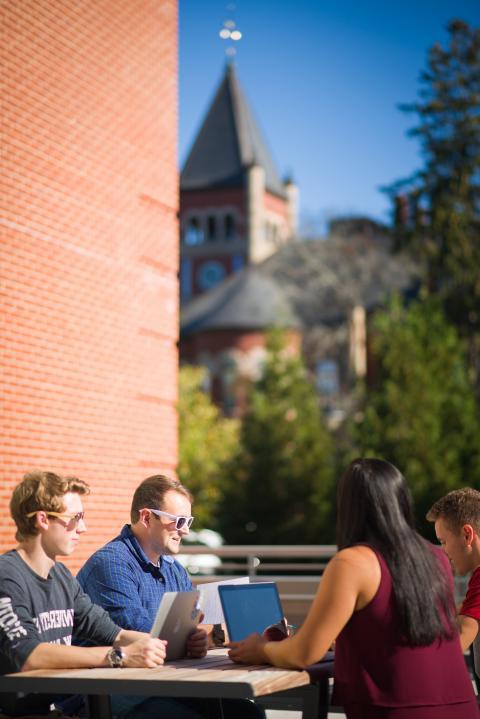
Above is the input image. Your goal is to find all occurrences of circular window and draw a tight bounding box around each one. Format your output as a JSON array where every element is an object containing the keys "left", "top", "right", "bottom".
[{"left": 197, "top": 261, "right": 226, "bottom": 290}]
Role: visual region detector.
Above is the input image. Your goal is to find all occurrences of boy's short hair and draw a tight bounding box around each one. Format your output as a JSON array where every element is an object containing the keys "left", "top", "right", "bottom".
[
  {"left": 130, "top": 475, "right": 192, "bottom": 524},
  {"left": 10, "top": 470, "right": 90, "bottom": 541},
  {"left": 426, "top": 488, "right": 480, "bottom": 534}
]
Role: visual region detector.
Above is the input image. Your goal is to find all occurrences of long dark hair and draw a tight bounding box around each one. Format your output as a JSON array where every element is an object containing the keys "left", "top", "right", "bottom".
[{"left": 336, "top": 458, "right": 456, "bottom": 645}]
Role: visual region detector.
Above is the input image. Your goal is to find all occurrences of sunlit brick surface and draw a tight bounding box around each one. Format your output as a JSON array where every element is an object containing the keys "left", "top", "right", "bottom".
[{"left": 0, "top": 0, "right": 179, "bottom": 570}]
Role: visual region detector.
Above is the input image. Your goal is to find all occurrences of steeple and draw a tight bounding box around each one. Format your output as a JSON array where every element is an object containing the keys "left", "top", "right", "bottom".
[
  {"left": 180, "top": 64, "right": 298, "bottom": 301},
  {"left": 181, "top": 63, "right": 286, "bottom": 198}
]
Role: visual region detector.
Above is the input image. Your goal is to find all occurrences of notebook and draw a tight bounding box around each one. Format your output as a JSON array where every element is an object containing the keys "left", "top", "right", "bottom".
[
  {"left": 218, "top": 582, "right": 284, "bottom": 642},
  {"left": 150, "top": 590, "right": 201, "bottom": 660},
  {"left": 197, "top": 576, "right": 250, "bottom": 624}
]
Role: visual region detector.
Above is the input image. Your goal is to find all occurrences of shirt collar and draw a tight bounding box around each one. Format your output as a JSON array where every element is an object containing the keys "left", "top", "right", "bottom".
[{"left": 120, "top": 524, "right": 174, "bottom": 568}]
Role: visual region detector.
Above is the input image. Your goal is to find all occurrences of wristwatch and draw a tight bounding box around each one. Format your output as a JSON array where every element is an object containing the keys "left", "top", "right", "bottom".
[{"left": 107, "top": 644, "right": 125, "bottom": 668}]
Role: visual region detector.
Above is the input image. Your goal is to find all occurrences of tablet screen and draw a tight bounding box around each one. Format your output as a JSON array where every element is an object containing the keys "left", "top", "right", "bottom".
[{"left": 218, "top": 582, "right": 283, "bottom": 642}]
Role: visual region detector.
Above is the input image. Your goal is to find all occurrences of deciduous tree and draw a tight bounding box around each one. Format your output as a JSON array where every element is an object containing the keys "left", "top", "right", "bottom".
[{"left": 178, "top": 365, "right": 239, "bottom": 528}]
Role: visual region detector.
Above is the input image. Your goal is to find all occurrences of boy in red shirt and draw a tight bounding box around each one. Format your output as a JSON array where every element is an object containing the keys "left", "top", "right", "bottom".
[{"left": 427, "top": 488, "right": 480, "bottom": 654}]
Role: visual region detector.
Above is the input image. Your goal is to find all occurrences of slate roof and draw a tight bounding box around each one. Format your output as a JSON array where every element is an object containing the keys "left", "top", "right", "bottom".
[
  {"left": 181, "top": 63, "right": 286, "bottom": 198},
  {"left": 181, "top": 267, "right": 301, "bottom": 335}
]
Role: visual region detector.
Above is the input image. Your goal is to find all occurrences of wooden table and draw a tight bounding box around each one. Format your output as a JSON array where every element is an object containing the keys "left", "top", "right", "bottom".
[{"left": 0, "top": 649, "right": 333, "bottom": 719}]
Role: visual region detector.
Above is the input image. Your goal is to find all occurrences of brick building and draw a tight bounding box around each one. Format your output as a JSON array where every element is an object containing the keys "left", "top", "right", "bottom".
[
  {"left": 180, "top": 63, "right": 298, "bottom": 301},
  {"left": 181, "top": 266, "right": 301, "bottom": 415},
  {"left": 1, "top": 0, "right": 179, "bottom": 570}
]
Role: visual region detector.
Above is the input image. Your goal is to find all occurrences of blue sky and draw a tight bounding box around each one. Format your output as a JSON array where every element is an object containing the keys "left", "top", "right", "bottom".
[{"left": 179, "top": 1, "right": 480, "bottom": 233}]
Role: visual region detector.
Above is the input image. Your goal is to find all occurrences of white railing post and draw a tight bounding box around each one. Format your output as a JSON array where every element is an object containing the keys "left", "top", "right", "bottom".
[{"left": 247, "top": 553, "right": 258, "bottom": 579}]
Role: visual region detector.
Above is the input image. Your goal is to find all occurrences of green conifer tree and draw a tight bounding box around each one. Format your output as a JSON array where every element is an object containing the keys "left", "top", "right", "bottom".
[
  {"left": 355, "top": 297, "right": 480, "bottom": 534},
  {"left": 389, "top": 20, "right": 480, "bottom": 380},
  {"left": 219, "top": 331, "right": 335, "bottom": 544}
]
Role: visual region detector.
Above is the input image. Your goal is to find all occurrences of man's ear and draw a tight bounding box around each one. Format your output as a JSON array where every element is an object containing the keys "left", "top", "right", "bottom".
[
  {"left": 36, "top": 511, "right": 50, "bottom": 531},
  {"left": 138, "top": 508, "right": 150, "bottom": 528},
  {"left": 462, "top": 524, "right": 476, "bottom": 547}
]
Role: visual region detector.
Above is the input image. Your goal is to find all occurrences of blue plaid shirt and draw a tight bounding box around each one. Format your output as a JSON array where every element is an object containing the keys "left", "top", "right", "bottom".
[{"left": 77, "top": 524, "right": 193, "bottom": 632}]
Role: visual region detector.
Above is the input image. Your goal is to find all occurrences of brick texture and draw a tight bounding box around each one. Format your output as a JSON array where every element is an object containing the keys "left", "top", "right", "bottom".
[
  {"left": 182, "top": 329, "right": 301, "bottom": 358},
  {"left": 0, "top": 0, "right": 179, "bottom": 571}
]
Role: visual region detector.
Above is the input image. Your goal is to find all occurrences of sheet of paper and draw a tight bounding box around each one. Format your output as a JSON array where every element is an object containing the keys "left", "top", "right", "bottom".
[{"left": 197, "top": 576, "right": 250, "bottom": 624}]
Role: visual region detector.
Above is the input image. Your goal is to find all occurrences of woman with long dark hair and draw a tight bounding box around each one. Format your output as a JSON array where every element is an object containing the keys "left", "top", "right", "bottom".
[{"left": 229, "top": 458, "right": 478, "bottom": 718}]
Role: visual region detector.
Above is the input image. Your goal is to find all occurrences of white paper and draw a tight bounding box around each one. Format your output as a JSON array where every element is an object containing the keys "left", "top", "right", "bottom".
[{"left": 197, "top": 576, "right": 250, "bottom": 624}]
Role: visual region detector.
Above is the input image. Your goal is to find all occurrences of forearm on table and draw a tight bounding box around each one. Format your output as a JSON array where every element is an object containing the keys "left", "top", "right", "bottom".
[
  {"left": 263, "top": 635, "right": 325, "bottom": 670},
  {"left": 115, "top": 628, "right": 148, "bottom": 645},
  {"left": 263, "top": 637, "right": 298, "bottom": 668},
  {"left": 22, "top": 643, "right": 111, "bottom": 671}
]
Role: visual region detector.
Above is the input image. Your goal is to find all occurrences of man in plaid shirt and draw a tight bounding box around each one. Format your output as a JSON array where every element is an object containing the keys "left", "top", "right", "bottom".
[{"left": 78, "top": 474, "right": 265, "bottom": 719}]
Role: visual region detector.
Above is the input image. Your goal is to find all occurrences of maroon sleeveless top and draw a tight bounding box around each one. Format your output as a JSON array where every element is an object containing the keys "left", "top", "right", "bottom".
[{"left": 332, "top": 545, "right": 476, "bottom": 710}]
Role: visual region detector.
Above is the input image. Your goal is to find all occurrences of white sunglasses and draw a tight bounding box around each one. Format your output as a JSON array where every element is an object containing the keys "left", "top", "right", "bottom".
[{"left": 148, "top": 508, "right": 194, "bottom": 530}]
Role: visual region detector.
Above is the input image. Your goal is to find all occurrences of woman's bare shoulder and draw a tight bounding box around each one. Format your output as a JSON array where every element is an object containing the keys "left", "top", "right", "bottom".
[
  {"left": 331, "top": 546, "right": 381, "bottom": 607},
  {"left": 334, "top": 545, "right": 379, "bottom": 571}
]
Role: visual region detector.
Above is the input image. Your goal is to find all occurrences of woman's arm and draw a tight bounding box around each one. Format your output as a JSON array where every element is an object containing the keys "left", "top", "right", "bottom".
[
  {"left": 457, "top": 614, "right": 479, "bottom": 651},
  {"left": 229, "top": 546, "right": 380, "bottom": 668}
]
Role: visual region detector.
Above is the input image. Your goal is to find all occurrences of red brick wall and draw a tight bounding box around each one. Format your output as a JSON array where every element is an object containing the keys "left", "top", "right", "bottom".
[
  {"left": 1, "top": 0, "right": 179, "bottom": 571},
  {"left": 181, "top": 329, "right": 301, "bottom": 359},
  {"left": 180, "top": 188, "right": 246, "bottom": 217},
  {"left": 181, "top": 329, "right": 301, "bottom": 415}
]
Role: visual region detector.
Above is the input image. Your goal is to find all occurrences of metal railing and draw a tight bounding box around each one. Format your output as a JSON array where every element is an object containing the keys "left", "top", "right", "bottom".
[
  {"left": 180, "top": 544, "right": 470, "bottom": 626},
  {"left": 180, "top": 544, "right": 337, "bottom": 625},
  {"left": 179, "top": 544, "right": 336, "bottom": 575}
]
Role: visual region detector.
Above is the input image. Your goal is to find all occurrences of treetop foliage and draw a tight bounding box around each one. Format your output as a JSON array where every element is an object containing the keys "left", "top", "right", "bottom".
[
  {"left": 178, "top": 365, "right": 239, "bottom": 527},
  {"left": 218, "top": 330, "right": 336, "bottom": 544},
  {"left": 354, "top": 296, "right": 480, "bottom": 534},
  {"left": 389, "top": 20, "right": 480, "bottom": 341}
]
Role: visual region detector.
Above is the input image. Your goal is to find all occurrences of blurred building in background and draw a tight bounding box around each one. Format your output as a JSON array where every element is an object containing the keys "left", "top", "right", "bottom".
[
  {"left": 180, "top": 64, "right": 417, "bottom": 426},
  {"left": 178, "top": 61, "right": 419, "bottom": 419},
  {"left": 181, "top": 267, "right": 301, "bottom": 415},
  {"left": 181, "top": 216, "right": 419, "bottom": 419},
  {"left": 179, "top": 63, "right": 298, "bottom": 301},
  {"left": 1, "top": 0, "right": 179, "bottom": 570}
]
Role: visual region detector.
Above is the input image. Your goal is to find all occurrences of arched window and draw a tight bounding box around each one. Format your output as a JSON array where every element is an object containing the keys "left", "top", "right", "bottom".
[
  {"left": 183, "top": 217, "right": 204, "bottom": 246},
  {"left": 207, "top": 215, "right": 217, "bottom": 242},
  {"left": 224, "top": 214, "right": 235, "bottom": 241}
]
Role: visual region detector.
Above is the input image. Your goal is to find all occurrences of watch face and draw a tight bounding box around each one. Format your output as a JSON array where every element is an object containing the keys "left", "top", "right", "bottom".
[
  {"left": 197, "top": 261, "right": 226, "bottom": 291},
  {"left": 108, "top": 647, "right": 124, "bottom": 668}
]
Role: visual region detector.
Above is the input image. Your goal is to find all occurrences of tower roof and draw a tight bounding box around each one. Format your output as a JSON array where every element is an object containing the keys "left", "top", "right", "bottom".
[
  {"left": 181, "top": 63, "right": 286, "bottom": 197},
  {"left": 181, "top": 266, "right": 301, "bottom": 335}
]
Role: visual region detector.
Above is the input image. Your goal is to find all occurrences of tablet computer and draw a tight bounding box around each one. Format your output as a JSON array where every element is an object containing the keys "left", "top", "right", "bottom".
[
  {"left": 218, "top": 582, "right": 284, "bottom": 642},
  {"left": 150, "top": 590, "right": 201, "bottom": 660}
]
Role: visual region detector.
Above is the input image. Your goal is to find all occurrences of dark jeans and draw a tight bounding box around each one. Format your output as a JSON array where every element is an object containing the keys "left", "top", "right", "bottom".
[
  {"left": 111, "top": 696, "right": 265, "bottom": 719},
  {"left": 56, "top": 694, "right": 265, "bottom": 719}
]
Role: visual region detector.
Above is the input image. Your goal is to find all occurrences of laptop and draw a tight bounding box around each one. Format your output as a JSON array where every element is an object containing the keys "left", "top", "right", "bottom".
[
  {"left": 218, "top": 582, "right": 284, "bottom": 642},
  {"left": 218, "top": 581, "right": 335, "bottom": 665},
  {"left": 150, "top": 590, "right": 201, "bottom": 660}
]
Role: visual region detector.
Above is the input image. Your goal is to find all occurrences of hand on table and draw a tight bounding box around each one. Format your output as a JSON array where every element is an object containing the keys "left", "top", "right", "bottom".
[
  {"left": 187, "top": 627, "right": 209, "bottom": 658},
  {"left": 228, "top": 633, "right": 268, "bottom": 665},
  {"left": 123, "top": 636, "right": 167, "bottom": 667}
]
